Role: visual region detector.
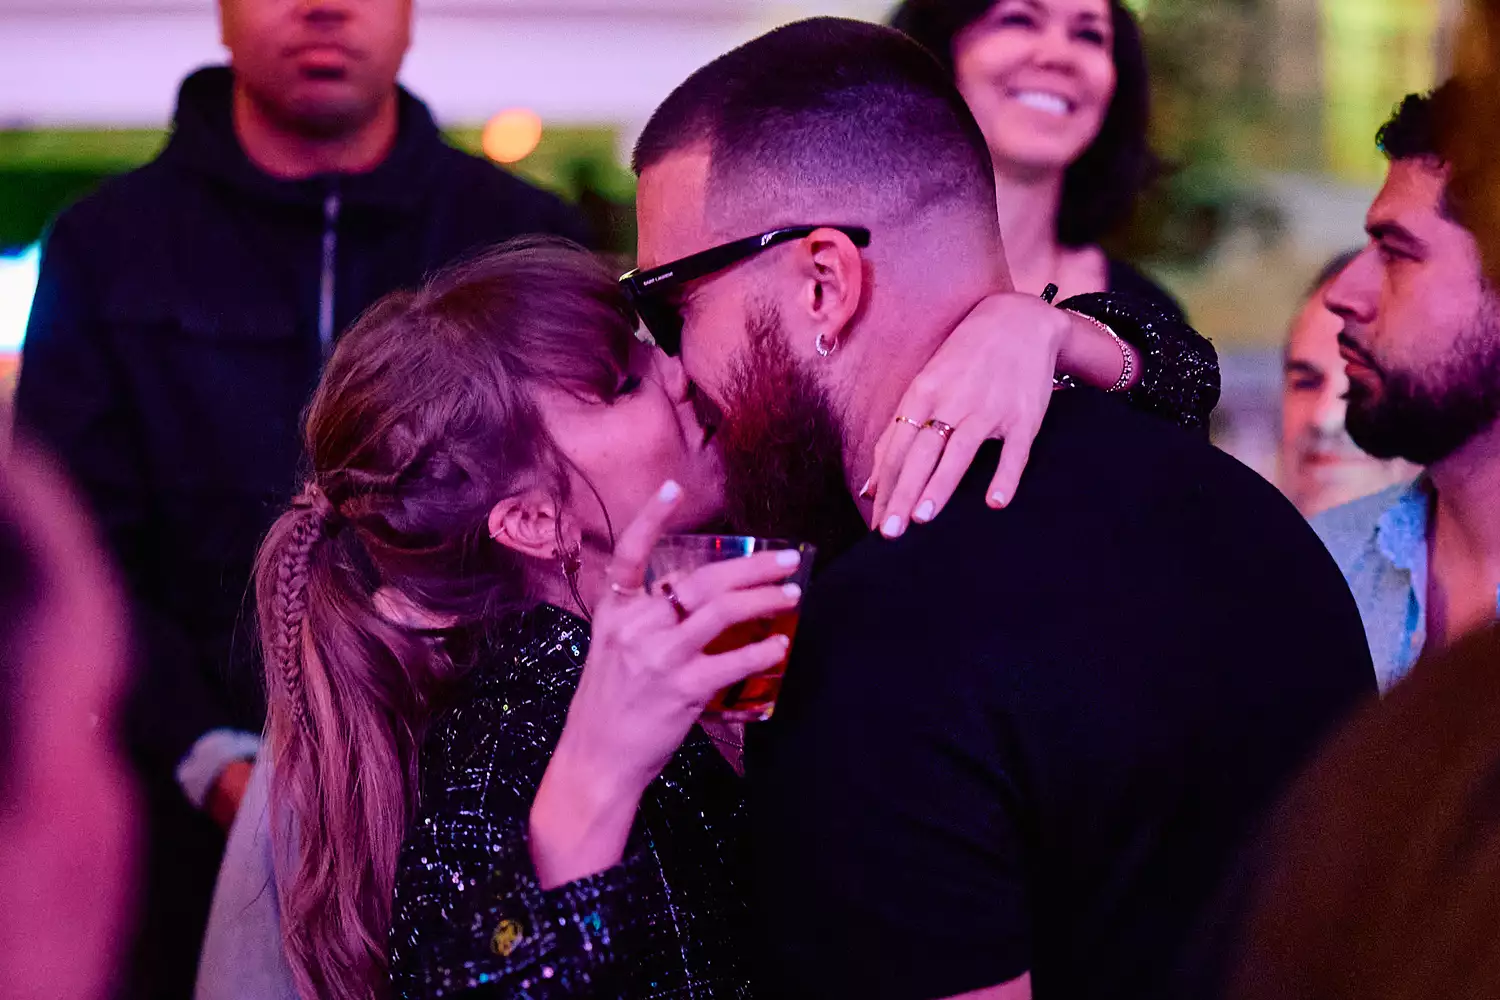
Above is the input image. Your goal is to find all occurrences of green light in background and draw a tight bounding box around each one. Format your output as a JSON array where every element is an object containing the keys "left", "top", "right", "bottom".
[{"left": 1320, "top": 0, "right": 1439, "bottom": 182}]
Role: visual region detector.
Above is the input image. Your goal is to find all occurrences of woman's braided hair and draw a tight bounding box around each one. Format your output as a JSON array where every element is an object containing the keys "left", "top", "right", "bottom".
[
  {"left": 267, "top": 494, "right": 330, "bottom": 727},
  {"left": 252, "top": 238, "right": 639, "bottom": 1000}
]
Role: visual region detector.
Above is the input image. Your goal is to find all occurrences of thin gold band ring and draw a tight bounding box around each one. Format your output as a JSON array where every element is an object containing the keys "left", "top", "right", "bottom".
[
  {"left": 923, "top": 419, "right": 956, "bottom": 442},
  {"left": 659, "top": 580, "right": 690, "bottom": 622}
]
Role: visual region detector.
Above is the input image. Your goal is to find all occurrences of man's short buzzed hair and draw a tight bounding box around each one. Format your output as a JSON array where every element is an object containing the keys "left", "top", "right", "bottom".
[{"left": 632, "top": 17, "right": 996, "bottom": 225}]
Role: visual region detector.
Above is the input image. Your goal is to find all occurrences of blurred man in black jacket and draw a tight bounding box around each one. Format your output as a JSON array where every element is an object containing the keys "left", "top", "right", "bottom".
[{"left": 14, "top": 1, "right": 589, "bottom": 995}]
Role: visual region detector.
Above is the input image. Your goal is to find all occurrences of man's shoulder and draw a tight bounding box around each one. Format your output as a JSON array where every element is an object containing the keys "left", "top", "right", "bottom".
[
  {"left": 811, "top": 389, "right": 1330, "bottom": 633},
  {"left": 1043, "top": 385, "right": 1249, "bottom": 476},
  {"left": 985, "top": 387, "right": 1292, "bottom": 535},
  {"left": 1311, "top": 481, "right": 1415, "bottom": 570},
  {"left": 51, "top": 155, "right": 182, "bottom": 237}
]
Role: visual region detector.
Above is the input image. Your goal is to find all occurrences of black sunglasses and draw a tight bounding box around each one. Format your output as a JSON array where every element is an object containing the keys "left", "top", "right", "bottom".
[{"left": 619, "top": 225, "right": 872, "bottom": 356}]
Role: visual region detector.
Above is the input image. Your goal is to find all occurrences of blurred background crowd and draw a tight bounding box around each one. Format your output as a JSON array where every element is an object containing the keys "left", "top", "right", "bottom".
[{"left": 0, "top": 0, "right": 1462, "bottom": 492}]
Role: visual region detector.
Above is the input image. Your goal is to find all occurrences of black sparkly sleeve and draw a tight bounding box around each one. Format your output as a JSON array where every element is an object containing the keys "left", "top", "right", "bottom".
[
  {"left": 1059, "top": 291, "right": 1221, "bottom": 433},
  {"left": 388, "top": 697, "right": 666, "bottom": 998}
]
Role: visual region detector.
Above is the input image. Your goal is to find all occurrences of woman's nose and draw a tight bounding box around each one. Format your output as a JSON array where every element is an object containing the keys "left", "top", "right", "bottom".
[
  {"left": 657, "top": 351, "right": 691, "bottom": 402},
  {"left": 1034, "top": 24, "right": 1082, "bottom": 71}
]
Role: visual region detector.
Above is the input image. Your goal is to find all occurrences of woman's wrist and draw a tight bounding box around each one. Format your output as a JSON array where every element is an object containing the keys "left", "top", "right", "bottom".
[
  {"left": 1056, "top": 308, "right": 1140, "bottom": 392},
  {"left": 529, "top": 743, "right": 648, "bottom": 890}
]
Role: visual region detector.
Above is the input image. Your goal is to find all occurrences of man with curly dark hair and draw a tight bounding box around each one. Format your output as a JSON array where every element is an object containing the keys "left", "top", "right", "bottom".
[{"left": 1314, "top": 83, "right": 1500, "bottom": 694}]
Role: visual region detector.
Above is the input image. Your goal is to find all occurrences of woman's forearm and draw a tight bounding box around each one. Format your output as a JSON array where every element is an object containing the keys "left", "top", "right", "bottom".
[
  {"left": 529, "top": 743, "right": 647, "bottom": 890},
  {"left": 1059, "top": 292, "right": 1221, "bottom": 431},
  {"left": 1055, "top": 311, "right": 1140, "bottom": 393}
]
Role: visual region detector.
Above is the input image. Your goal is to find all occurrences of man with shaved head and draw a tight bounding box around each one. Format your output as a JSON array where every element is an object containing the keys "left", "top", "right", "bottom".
[{"left": 629, "top": 17, "right": 1374, "bottom": 999}]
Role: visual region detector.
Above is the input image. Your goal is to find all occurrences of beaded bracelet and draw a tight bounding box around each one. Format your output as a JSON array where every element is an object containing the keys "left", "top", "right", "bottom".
[{"left": 1065, "top": 309, "right": 1136, "bottom": 393}]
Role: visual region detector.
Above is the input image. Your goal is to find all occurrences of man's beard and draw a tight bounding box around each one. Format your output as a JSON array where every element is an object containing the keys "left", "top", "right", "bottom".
[
  {"left": 1343, "top": 306, "right": 1500, "bottom": 467},
  {"left": 712, "top": 305, "right": 866, "bottom": 558}
]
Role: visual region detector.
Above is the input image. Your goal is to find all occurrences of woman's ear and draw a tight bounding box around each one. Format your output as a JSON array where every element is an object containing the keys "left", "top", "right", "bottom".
[{"left": 488, "top": 489, "right": 570, "bottom": 561}]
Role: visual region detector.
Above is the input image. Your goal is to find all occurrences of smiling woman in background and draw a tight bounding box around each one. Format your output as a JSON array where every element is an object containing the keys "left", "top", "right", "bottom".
[{"left": 891, "top": 0, "right": 1180, "bottom": 314}]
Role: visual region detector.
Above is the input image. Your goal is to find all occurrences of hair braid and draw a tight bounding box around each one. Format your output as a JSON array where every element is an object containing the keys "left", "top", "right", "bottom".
[{"left": 272, "top": 510, "right": 323, "bottom": 726}]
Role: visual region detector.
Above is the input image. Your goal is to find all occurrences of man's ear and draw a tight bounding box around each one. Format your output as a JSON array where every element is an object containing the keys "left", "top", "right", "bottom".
[
  {"left": 488, "top": 489, "right": 570, "bottom": 561},
  {"left": 790, "top": 228, "right": 865, "bottom": 356}
]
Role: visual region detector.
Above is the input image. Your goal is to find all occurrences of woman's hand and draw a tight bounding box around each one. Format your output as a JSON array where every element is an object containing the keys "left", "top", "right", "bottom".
[
  {"left": 529, "top": 481, "right": 801, "bottom": 889},
  {"left": 867, "top": 293, "right": 1136, "bottom": 538},
  {"left": 868, "top": 293, "right": 1068, "bottom": 537}
]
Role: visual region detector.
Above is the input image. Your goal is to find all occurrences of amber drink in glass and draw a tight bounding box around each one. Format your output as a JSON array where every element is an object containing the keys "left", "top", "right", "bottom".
[{"left": 646, "top": 534, "right": 815, "bottom": 721}]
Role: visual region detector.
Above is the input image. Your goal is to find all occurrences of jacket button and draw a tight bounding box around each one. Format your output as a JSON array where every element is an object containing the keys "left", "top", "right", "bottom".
[{"left": 491, "top": 918, "right": 526, "bottom": 958}]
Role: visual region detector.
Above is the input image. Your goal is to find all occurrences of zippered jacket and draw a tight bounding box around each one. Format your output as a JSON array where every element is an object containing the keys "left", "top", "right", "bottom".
[{"left": 16, "top": 66, "right": 592, "bottom": 778}]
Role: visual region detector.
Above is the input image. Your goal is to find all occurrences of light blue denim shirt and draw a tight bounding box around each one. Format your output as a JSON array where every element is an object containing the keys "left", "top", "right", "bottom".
[
  {"left": 195, "top": 760, "right": 296, "bottom": 1000},
  {"left": 1313, "top": 478, "right": 1500, "bottom": 693}
]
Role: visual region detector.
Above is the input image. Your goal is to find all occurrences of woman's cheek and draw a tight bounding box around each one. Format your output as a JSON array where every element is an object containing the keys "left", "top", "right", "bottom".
[{"left": 1086, "top": 58, "right": 1117, "bottom": 123}]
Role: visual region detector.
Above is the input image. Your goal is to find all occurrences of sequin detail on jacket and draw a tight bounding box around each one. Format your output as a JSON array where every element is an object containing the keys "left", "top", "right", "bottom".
[
  {"left": 1064, "top": 291, "right": 1221, "bottom": 433},
  {"left": 388, "top": 605, "right": 754, "bottom": 999}
]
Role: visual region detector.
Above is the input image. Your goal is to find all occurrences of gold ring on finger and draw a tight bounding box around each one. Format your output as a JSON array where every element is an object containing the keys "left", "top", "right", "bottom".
[
  {"left": 894, "top": 415, "right": 924, "bottom": 430},
  {"left": 923, "top": 419, "right": 957, "bottom": 442},
  {"left": 659, "top": 580, "right": 690, "bottom": 622}
]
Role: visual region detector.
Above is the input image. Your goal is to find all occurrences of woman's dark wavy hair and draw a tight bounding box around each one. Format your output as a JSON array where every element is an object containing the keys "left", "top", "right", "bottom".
[{"left": 889, "top": 0, "right": 1160, "bottom": 247}]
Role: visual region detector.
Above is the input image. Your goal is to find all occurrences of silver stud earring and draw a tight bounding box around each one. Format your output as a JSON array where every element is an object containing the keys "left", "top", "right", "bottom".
[{"left": 815, "top": 333, "right": 839, "bottom": 357}]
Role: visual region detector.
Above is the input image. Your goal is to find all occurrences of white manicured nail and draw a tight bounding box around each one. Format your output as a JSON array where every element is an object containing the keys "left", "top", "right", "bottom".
[
  {"left": 990, "top": 491, "right": 1007, "bottom": 507},
  {"left": 776, "top": 550, "right": 802, "bottom": 568},
  {"left": 882, "top": 515, "right": 904, "bottom": 538},
  {"left": 914, "top": 500, "right": 936, "bottom": 523},
  {"left": 783, "top": 583, "right": 803, "bottom": 600},
  {"left": 659, "top": 480, "right": 682, "bottom": 502}
]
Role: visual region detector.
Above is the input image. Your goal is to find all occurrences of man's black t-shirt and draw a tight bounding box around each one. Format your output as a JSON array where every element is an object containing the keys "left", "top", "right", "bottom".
[{"left": 746, "top": 389, "right": 1375, "bottom": 999}]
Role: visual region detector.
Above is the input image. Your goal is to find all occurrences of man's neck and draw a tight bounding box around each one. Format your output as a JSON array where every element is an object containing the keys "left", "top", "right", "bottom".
[
  {"left": 1426, "top": 421, "right": 1500, "bottom": 648},
  {"left": 825, "top": 208, "right": 1009, "bottom": 521},
  {"left": 232, "top": 87, "right": 400, "bottom": 180},
  {"left": 839, "top": 285, "right": 1003, "bottom": 523},
  {"left": 994, "top": 165, "right": 1063, "bottom": 292},
  {"left": 843, "top": 357, "right": 923, "bottom": 520}
]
